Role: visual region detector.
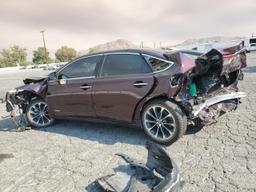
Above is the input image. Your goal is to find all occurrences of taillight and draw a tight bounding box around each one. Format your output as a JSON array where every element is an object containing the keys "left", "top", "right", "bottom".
[
  {"left": 223, "top": 54, "right": 236, "bottom": 59},
  {"left": 223, "top": 54, "right": 240, "bottom": 65}
]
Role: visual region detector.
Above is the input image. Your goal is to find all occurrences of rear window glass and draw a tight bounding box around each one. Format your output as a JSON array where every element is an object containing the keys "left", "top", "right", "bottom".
[
  {"left": 143, "top": 55, "right": 172, "bottom": 72},
  {"left": 101, "top": 54, "right": 151, "bottom": 76}
]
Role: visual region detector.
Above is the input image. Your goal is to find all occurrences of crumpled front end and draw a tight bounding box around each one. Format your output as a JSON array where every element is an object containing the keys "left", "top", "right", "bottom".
[
  {"left": 5, "top": 78, "right": 47, "bottom": 111},
  {"left": 5, "top": 90, "right": 18, "bottom": 112},
  {"left": 4, "top": 78, "right": 48, "bottom": 128},
  {"left": 173, "top": 43, "right": 247, "bottom": 124}
]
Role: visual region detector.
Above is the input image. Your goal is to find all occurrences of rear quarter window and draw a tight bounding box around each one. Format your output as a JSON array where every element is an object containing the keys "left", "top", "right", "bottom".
[{"left": 143, "top": 55, "right": 173, "bottom": 72}]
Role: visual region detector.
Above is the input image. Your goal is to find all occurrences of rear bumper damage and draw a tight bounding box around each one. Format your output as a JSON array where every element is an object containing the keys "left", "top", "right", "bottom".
[
  {"left": 85, "top": 142, "right": 184, "bottom": 192},
  {"left": 193, "top": 91, "right": 246, "bottom": 117},
  {"left": 172, "top": 43, "right": 247, "bottom": 124}
]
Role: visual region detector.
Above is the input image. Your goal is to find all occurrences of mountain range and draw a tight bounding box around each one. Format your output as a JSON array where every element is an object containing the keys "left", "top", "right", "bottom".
[{"left": 78, "top": 36, "right": 246, "bottom": 55}]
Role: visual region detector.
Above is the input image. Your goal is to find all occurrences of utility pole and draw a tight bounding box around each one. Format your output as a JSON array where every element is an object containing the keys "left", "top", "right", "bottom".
[
  {"left": 140, "top": 41, "right": 144, "bottom": 48},
  {"left": 40, "top": 30, "right": 48, "bottom": 66},
  {"left": 159, "top": 41, "right": 162, "bottom": 48}
]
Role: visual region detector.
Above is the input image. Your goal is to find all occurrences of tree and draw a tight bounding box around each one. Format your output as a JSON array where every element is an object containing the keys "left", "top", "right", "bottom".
[
  {"left": 33, "top": 47, "right": 51, "bottom": 64},
  {"left": 0, "top": 45, "right": 27, "bottom": 68},
  {"left": 88, "top": 47, "right": 99, "bottom": 54},
  {"left": 0, "top": 49, "right": 14, "bottom": 67},
  {"left": 55, "top": 46, "right": 77, "bottom": 62},
  {"left": 10, "top": 45, "right": 27, "bottom": 66}
]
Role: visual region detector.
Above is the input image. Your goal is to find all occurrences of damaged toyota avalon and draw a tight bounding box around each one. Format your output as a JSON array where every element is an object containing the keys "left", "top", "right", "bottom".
[{"left": 5, "top": 43, "right": 247, "bottom": 145}]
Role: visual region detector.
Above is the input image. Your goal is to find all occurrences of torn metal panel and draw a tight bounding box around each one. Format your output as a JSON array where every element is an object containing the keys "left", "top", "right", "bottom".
[
  {"left": 172, "top": 44, "right": 247, "bottom": 124},
  {"left": 4, "top": 90, "right": 31, "bottom": 130},
  {"left": 197, "top": 99, "right": 239, "bottom": 125},
  {"left": 85, "top": 142, "right": 184, "bottom": 192},
  {"left": 193, "top": 91, "right": 247, "bottom": 117}
]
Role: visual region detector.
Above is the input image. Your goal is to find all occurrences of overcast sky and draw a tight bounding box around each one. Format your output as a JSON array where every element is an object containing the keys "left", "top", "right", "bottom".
[{"left": 0, "top": 0, "right": 255, "bottom": 56}]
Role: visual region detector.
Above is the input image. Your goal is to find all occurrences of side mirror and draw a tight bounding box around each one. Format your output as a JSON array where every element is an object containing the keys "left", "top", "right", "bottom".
[
  {"left": 57, "top": 73, "right": 68, "bottom": 85},
  {"left": 59, "top": 79, "right": 67, "bottom": 85}
]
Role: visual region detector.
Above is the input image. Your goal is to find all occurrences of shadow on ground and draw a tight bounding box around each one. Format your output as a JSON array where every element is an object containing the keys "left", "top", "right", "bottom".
[
  {"left": 0, "top": 154, "right": 14, "bottom": 163},
  {"left": 185, "top": 123, "right": 204, "bottom": 135},
  {"left": 45, "top": 120, "right": 148, "bottom": 146},
  {"left": 0, "top": 117, "right": 205, "bottom": 146},
  {"left": 243, "top": 66, "right": 256, "bottom": 73},
  {"left": 0, "top": 117, "right": 147, "bottom": 146},
  {"left": 0, "top": 117, "right": 17, "bottom": 131}
]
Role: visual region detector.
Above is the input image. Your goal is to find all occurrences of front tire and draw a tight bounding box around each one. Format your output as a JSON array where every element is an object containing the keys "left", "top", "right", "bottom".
[
  {"left": 141, "top": 99, "right": 187, "bottom": 145},
  {"left": 26, "top": 98, "right": 54, "bottom": 128}
]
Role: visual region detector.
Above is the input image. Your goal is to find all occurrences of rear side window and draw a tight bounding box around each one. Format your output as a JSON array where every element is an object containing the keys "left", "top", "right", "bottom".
[
  {"left": 100, "top": 54, "right": 151, "bottom": 76},
  {"left": 58, "top": 56, "right": 100, "bottom": 79},
  {"left": 143, "top": 55, "right": 173, "bottom": 72}
]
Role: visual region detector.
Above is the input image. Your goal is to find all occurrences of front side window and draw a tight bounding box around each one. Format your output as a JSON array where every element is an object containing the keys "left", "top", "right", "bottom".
[
  {"left": 143, "top": 55, "right": 173, "bottom": 72},
  {"left": 58, "top": 56, "right": 100, "bottom": 79},
  {"left": 100, "top": 54, "right": 151, "bottom": 77}
]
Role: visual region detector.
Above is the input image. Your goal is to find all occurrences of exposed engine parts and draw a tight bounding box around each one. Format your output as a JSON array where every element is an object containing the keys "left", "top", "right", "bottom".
[{"left": 4, "top": 91, "right": 30, "bottom": 131}]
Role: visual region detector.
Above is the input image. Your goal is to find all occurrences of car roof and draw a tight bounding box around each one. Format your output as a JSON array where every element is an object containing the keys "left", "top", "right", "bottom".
[
  {"left": 56, "top": 49, "right": 170, "bottom": 74},
  {"left": 84, "top": 48, "right": 168, "bottom": 60}
]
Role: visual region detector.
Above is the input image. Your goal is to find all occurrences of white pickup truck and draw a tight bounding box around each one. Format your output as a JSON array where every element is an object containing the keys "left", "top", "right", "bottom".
[{"left": 246, "top": 38, "right": 256, "bottom": 52}]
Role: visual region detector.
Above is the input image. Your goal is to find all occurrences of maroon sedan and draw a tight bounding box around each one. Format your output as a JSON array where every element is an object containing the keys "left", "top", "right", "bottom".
[{"left": 5, "top": 44, "right": 247, "bottom": 145}]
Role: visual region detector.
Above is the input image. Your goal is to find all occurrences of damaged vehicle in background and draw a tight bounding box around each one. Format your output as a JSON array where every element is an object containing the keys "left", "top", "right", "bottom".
[{"left": 5, "top": 43, "right": 247, "bottom": 145}]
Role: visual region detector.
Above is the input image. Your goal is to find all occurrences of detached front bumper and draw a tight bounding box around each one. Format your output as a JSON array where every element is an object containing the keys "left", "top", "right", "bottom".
[
  {"left": 85, "top": 142, "right": 184, "bottom": 192},
  {"left": 5, "top": 90, "right": 17, "bottom": 112}
]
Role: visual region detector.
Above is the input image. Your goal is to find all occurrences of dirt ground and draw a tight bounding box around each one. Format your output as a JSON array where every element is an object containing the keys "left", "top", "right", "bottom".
[{"left": 0, "top": 53, "right": 256, "bottom": 192}]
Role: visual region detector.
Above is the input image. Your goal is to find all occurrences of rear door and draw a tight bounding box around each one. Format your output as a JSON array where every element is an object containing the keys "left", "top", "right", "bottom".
[
  {"left": 47, "top": 55, "right": 102, "bottom": 117},
  {"left": 92, "top": 53, "right": 154, "bottom": 122}
]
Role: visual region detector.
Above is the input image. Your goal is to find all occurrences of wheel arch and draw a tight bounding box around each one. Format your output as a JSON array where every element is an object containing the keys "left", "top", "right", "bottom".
[
  {"left": 132, "top": 95, "right": 184, "bottom": 125},
  {"left": 26, "top": 97, "right": 54, "bottom": 128},
  {"left": 25, "top": 90, "right": 45, "bottom": 100},
  {"left": 137, "top": 95, "right": 188, "bottom": 145},
  {"left": 18, "top": 90, "right": 46, "bottom": 112}
]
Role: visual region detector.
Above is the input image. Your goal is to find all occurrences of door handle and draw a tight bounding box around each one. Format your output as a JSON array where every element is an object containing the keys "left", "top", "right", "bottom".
[
  {"left": 80, "top": 85, "right": 92, "bottom": 90},
  {"left": 133, "top": 81, "right": 148, "bottom": 88}
]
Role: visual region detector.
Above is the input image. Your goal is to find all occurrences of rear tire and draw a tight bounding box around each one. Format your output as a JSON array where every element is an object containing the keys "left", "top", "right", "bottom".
[
  {"left": 26, "top": 98, "right": 54, "bottom": 128},
  {"left": 141, "top": 99, "right": 187, "bottom": 145}
]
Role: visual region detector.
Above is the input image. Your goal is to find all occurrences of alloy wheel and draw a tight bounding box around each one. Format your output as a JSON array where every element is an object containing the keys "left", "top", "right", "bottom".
[
  {"left": 28, "top": 101, "right": 52, "bottom": 127},
  {"left": 143, "top": 105, "right": 177, "bottom": 141}
]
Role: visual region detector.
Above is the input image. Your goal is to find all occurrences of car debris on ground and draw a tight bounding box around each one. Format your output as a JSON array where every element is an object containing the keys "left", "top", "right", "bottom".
[{"left": 85, "top": 142, "right": 184, "bottom": 192}]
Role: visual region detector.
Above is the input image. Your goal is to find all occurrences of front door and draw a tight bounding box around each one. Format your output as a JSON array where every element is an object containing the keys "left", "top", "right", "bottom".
[
  {"left": 47, "top": 55, "right": 102, "bottom": 117},
  {"left": 92, "top": 53, "right": 154, "bottom": 122}
]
